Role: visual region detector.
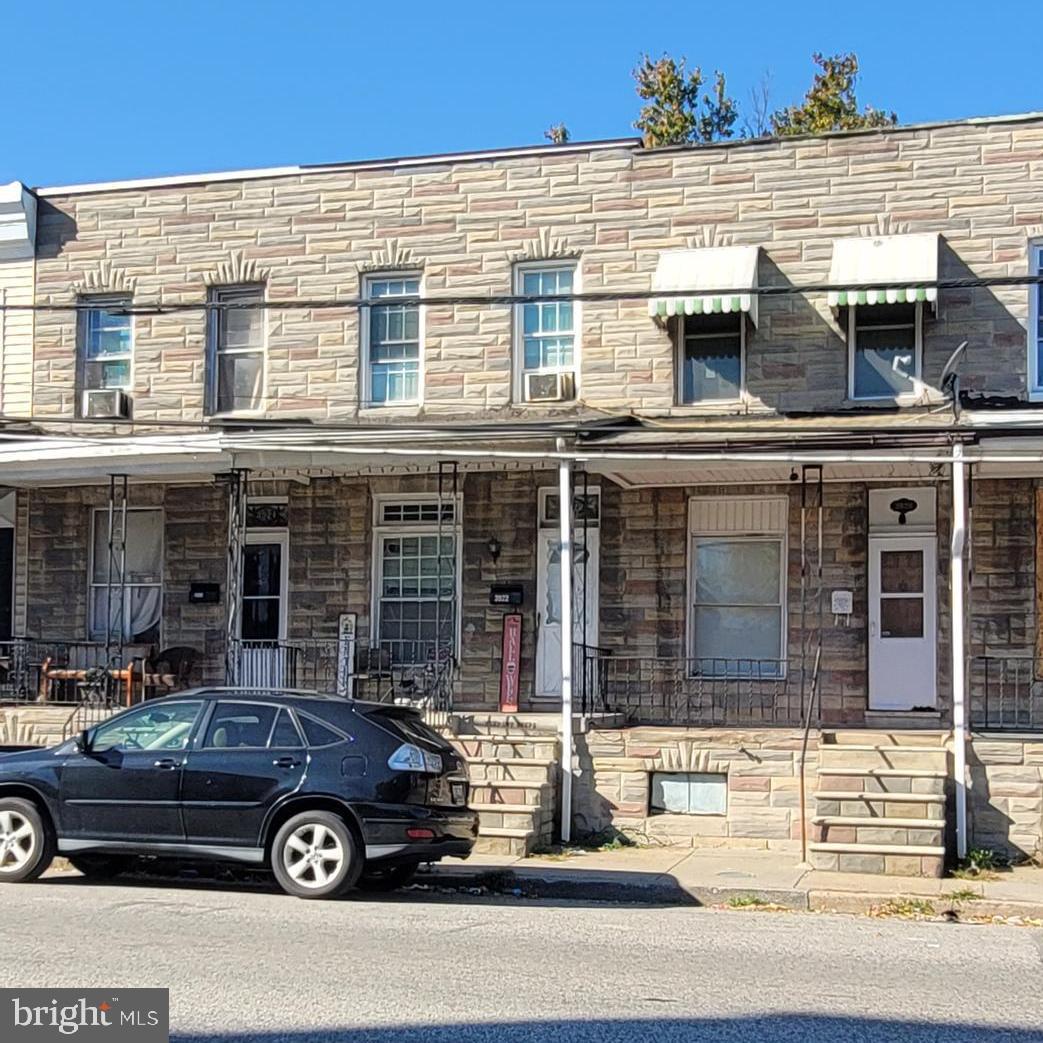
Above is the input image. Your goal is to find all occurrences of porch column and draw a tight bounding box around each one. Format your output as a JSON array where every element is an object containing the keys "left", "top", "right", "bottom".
[
  {"left": 951, "top": 443, "right": 968, "bottom": 859},
  {"left": 558, "top": 454, "right": 574, "bottom": 844},
  {"left": 225, "top": 468, "right": 249, "bottom": 685}
]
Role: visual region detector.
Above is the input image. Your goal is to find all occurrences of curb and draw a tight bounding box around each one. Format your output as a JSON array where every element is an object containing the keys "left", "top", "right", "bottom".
[{"left": 418, "top": 866, "right": 1043, "bottom": 921}]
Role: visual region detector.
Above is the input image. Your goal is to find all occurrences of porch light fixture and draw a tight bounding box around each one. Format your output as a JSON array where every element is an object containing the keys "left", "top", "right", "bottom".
[{"left": 487, "top": 536, "right": 502, "bottom": 562}]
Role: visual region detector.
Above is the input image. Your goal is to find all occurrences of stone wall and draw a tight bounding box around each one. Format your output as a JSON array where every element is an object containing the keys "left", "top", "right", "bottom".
[
  {"left": 573, "top": 726, "right": 816, "bottom": 851},
  {"left": 26, "top": 116, "right": 1043, "bottom": 424},
  {"left": 968, "top": 735, "right": 1043, "bottom": 861}
]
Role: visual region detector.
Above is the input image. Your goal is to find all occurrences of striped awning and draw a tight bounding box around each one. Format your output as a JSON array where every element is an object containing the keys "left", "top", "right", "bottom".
[
  {"left": 648, "top": 245, "right": 760, "bottom": 326},
  {"left": 827, "top": 233, "right": 939, "bottom": 309}
]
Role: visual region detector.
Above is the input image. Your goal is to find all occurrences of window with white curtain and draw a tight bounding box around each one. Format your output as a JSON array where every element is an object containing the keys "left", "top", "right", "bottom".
[
  {"left": 689, "top": 498, "right": 787, "bottom": 678},
  {"left": 89, "top": 509, "right": 163, "bottom": 643}
]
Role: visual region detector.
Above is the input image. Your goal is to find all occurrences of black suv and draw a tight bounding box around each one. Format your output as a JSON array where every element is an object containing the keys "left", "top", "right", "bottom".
[{"left": 0, "top": 689, "right": 476, "bottom": 899}]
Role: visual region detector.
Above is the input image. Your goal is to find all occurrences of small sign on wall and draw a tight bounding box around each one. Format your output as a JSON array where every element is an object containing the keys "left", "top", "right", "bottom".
[
  {"left": 499, "top": 613, "right": 522, "bottom": 713},
  {"left": 337, "top": 612, "right": 357, "bottom": 697}
]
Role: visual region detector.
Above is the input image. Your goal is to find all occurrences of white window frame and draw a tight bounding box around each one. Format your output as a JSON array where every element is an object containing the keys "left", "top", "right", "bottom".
[
  {"left": 847, "top": 301, "right": 923, "bottom": 403},
  {"left": 512, "top": 260, "right": 581, "bottom": 402},
  {"left": 537, "top": 485, "right": 601, "bottom": 529},
  {"left": 241, "top": 529, "right": 290, "bottom": 642},
  {"left": 686, "top": 496, "right": 788, "bottom": 679},
  {"left": 77, "top": 294, "right": 134, "bottom": 412},
  {"left": 370, "top": 493, "right": 463, "bottom": 662},
  {"left": 88, "top": 507, "right": 164, "bottom": 644},
  {"left": 1029, "top": 241, "right": 1043, "bottom": 399},
  {"left": 361, "top": 272, "right": 424, "bottom": 408},
  {"left": 206, "top": 283, "right": 267, "bottom": 416},
  {"left": 675, "top": 313, "right": 746, "bottom": 407}
]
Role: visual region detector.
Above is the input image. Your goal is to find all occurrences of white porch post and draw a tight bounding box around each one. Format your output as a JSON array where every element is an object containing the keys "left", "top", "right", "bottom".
[
  {"left": 951, "top": 443, "right": 969, "bottom": 859},
  {"left": 558, "top": 454, "right": 574, "bottom": 844}
]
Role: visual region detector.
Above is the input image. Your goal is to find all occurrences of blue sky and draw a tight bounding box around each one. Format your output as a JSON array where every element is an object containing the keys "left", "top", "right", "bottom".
[{"left": 4, "top": 0, "right": 1041, "bottom": 187}]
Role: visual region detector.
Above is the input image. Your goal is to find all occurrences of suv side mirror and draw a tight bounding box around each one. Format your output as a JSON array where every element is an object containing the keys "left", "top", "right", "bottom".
[{"left": 74, "top": 730, "right": 91, "bottom": 753}]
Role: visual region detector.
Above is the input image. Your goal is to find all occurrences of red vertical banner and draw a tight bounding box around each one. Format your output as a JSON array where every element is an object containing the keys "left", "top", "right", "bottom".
[{"left": 499, "top": 613, "right": 523, "bottom": 712}]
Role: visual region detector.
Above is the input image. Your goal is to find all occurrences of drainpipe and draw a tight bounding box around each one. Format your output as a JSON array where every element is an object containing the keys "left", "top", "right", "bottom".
[
  {"left": 557, "top": 444, "right": 574, "bottom": 844},
  {"left": 951, "top": 442, "right": 968, "bottom": 860}
]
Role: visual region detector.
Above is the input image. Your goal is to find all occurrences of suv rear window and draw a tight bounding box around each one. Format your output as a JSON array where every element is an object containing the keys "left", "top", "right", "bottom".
[{"left": 298, "top": 713, "right": 344, "bottom": 748}]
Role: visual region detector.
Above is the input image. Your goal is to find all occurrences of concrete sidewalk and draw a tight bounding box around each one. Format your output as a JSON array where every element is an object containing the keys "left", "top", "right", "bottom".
[{"left": 419, "top": 846, "right": 1043, "bottom": 921}]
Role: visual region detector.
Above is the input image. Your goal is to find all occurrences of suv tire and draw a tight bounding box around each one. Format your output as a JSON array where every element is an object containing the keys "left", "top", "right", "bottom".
[
  {"left": 271, "top": 811, "right": 360, "bottom": 899},
  {"left": 0, "top": 797, "right": 55, "bottom": 884}
]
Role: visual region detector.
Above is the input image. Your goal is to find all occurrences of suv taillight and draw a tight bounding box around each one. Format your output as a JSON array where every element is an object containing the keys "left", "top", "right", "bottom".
[{"left": 387, "top": 743, "right": 443, "bottom": 775}]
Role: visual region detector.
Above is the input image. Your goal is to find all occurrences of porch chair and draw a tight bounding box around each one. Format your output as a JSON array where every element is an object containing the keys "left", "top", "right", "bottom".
[{"left": 138, "top": 646, "right": 199, "bottom": 700}]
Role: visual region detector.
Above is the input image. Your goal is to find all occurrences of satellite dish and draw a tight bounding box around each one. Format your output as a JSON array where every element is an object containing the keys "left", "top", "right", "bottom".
[
  {"left": 940, "top": 340, "right": 968, "bottom": 388},
  {"left": 940, "top": 340, "right": 968, "bottom": 421}
]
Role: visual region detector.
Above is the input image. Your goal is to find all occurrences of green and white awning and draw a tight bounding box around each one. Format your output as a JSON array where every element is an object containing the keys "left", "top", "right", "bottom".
[
  {"left": 649, "top": 245, "right": 760, "bottom": 326},
  {"left": 827, "top": 233, "right": 939, "bottom": 309}
]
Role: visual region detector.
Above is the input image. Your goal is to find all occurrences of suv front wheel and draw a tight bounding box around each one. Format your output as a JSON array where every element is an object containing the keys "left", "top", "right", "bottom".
[
  {"left": 0, "top": 797, "right": 55, "bottom": 884},
  {"left": 271, "top": 811, "right": 360, "bottom": 899}
]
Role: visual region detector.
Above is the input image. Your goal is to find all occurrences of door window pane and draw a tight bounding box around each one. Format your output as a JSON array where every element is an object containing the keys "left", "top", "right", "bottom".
[
  {"left": 204, "top": 703, "right": 279, "bottom": 748},
  {"left": 880, "top": 597, "right": 924, "bottom": 638},
  {"left": 880, "top": 550, "right": 923, "bottom": 594}
]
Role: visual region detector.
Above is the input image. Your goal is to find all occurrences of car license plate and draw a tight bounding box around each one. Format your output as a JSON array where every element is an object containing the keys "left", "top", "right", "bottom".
[{"left": 450, "top": 780, "right": 468, "bottom": 805}]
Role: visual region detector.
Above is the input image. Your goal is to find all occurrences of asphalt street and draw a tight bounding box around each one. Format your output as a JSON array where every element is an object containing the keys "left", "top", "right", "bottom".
[{"left": 2, "top": 873, "right": 1042, "bottom": 1042}]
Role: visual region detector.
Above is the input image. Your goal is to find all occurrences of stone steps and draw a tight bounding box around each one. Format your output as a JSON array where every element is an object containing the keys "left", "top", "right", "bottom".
[
  {"left": 446, "top": 720, "right": 561, "bottom": 857},
  {"left": 0, "top": 705, "right": 79, "bottom": 747},
  {"left": 811, "top": 730, "right": 950, "bottom": 878}
]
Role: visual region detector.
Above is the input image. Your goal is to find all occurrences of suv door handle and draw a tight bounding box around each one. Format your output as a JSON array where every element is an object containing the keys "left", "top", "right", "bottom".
[
  {"left": 273, "top": 757, "right": 302, "bottom": 769},
  {"left": 153, "top": 758, "right": 181, "bottom": 770}
]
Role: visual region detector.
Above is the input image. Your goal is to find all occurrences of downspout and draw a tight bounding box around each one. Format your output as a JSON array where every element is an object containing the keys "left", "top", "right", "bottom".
[
  {"left": 557, "top": 440, "right": 574, "bottom": 844},
  {"left": 951, "top": 443, "right": 969, "bottom": 860}
]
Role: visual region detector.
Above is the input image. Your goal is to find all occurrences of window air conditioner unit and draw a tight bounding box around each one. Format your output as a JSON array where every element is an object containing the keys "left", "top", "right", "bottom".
[
  {"left": 83, "top": 389, "right": 131, "bottom": 419},
  {"left": 525, "top": 371, "right": 575, "bottom": 403}
]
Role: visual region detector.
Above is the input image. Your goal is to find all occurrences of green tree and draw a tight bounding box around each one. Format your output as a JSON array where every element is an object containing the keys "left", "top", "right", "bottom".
[
  {"left": 633, "top": 54, "right": 737, "bottom": 147},
  {"left": 771, "top": 52, "right": 897, "bottom": 136}
]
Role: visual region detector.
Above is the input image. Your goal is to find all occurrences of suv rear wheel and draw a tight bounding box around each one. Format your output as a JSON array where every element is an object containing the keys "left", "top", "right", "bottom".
[
  {"left": 0, "top": 797, "right": 55, "bottom": 884},
  {"left": 270, "top": 811, "right": 360, "bottom": 899}
]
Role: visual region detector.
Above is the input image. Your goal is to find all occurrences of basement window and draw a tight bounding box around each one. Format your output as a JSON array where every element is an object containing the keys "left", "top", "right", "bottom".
[{"left": 650, "top": 772, "right": 727, "bottom": 815}]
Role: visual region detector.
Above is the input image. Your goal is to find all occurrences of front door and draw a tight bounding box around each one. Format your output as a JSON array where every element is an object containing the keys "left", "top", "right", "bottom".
[
  {"left": 868, "top": 536, "right": 937, "bottom": 710},
  {"left": 181, "top": 702, "right": 307, "bottom": 848},
  {"left": 535, "top": 528, "right": 600, "bottom": 702},
  {"left": 58, "top": 700, "right": 204, "bottom": 842},
  {"left": 238, "top": 534, "right": 290, "bottom": 686}
]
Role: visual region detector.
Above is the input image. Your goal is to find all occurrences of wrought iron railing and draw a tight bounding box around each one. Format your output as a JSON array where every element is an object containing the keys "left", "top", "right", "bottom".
[
  {"left": 225, "top": 638, "right": 456, "bottom": 711},
  {"left": 574, "top": 644, "right": 802, "bottom": 726},
  {"left": 970, "top": 655, "right": 1043, "bottom": 732},
  {"left": 0, "top": 639, "right": 132, "bottom": 708}
]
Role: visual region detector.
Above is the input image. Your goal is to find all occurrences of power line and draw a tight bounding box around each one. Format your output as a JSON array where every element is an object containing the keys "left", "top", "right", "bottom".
[{"left": 0, "top": 274, "right": 1041, "bottom": 314}]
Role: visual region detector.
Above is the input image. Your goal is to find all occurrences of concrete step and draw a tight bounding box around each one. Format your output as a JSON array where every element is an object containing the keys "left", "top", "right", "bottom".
[
  {"left": 809, "top": 841, "right": 945, "bottom": 857},
  {"left": 817, "top": 766, "right": 947, "bottom": 779},
  {"left": 815, "top": 790, "right": 946, "bottom": 803},
  {"left": 469, "top": 780, "right": 552, "bottom": 807},
  {"left": 474, "top": 828, "right": 534, "bottom": 857},
  {"left": 812, "top": 815, "right": 941, "bottom": 829},
  {"left": 451, "top": 735, "right": 561, "bottom": 761},
  {"left": 448, "top": 713, "right": 561, "bottom": 737},
  {"left": 823, "top": 730, "right": 948, "bottom": 747},
  {"left": 464, "top": 757, "right": 557, "bottom": 784}
]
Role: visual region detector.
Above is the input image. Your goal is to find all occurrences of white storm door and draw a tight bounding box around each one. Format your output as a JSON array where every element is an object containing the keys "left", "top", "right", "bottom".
[
  {"left": 868, "top": 535, "right": 937, "bottom": 711},
  {"left": 534, "top": 530, "right": 600, "bottom": 702}
]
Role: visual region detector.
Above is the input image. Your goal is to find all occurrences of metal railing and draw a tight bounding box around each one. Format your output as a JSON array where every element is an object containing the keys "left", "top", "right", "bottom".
[
  {"left": 970, "top": 655, "right": 1043, "bottom": 732},
  {"left": 226, "top": 638, "right": 456, "bottom": 711},
  {"left": 0, "top": 639, "right": 132, "bottom": 708},
  {"left": 574, "top": 644, "right": 802, "bottom": 726}
]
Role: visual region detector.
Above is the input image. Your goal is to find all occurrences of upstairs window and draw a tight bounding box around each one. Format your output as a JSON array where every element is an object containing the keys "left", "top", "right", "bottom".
[
  {"left": 78, "top": 296, "right": 132, "bottom": 408},
  {"left": 363, "top": 275, "right": 422, "bottom": 405},
  {"left": 849, "top": 302, "right": 922, "bottom": 401},
  {"left": 677, "top": 312, "right": 744, "bottom": 404},
  {"left": 1031, "top": 244, "right": 1043, "bottom": 396},
  {"left": 207, "top": 284, "right": 265, "bottom": 414},
  {"left": 515, "top": 262, "right": 577, "bottom": 402}
]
